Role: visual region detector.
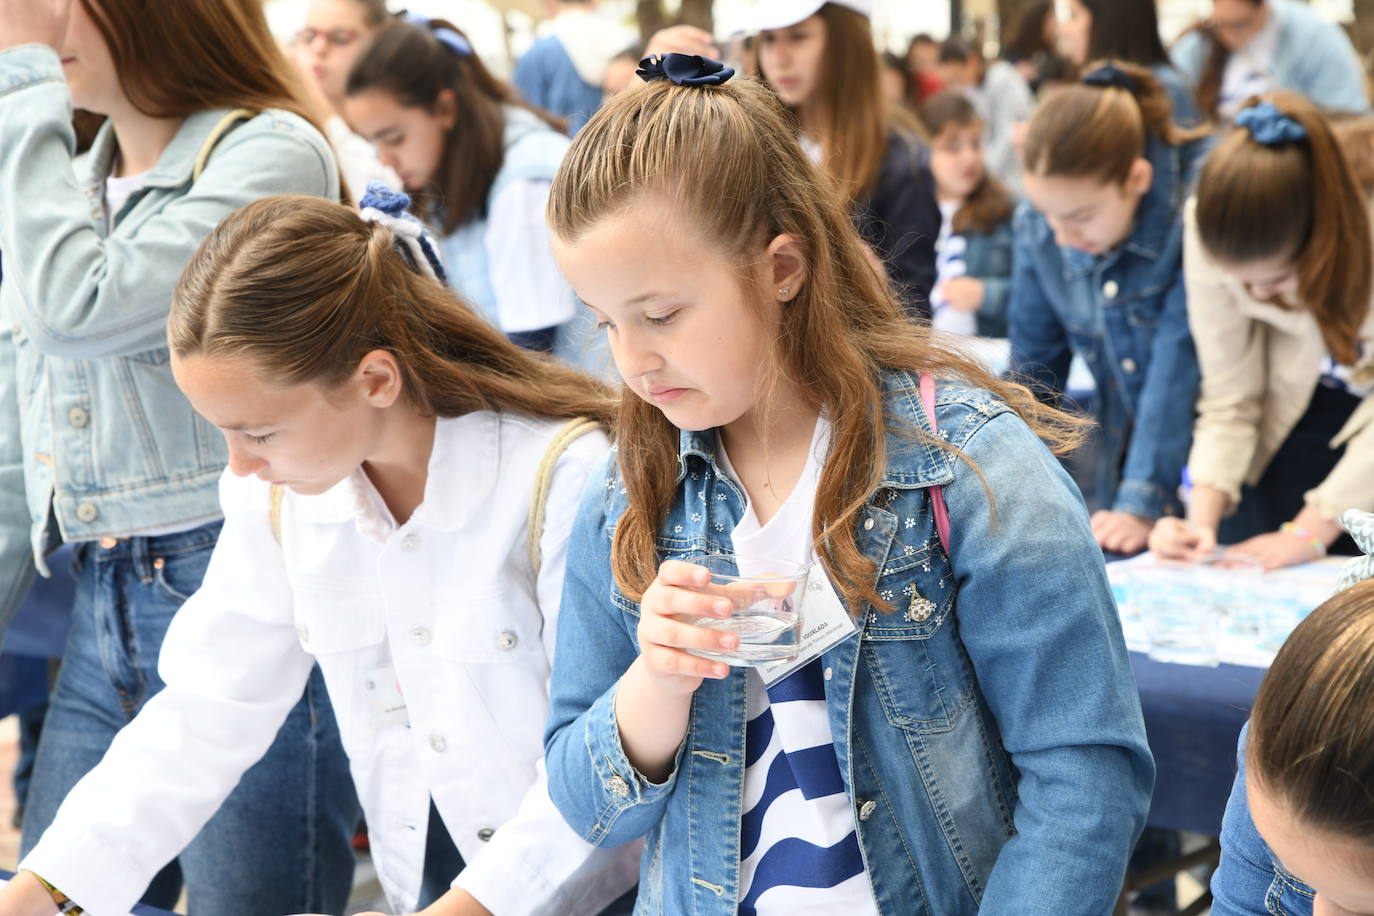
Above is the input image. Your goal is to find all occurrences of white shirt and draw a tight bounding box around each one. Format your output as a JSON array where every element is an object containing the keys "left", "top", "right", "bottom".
[
  {"left": 22, "top": 412, "right": 639, "bottom": 916},
  {"left": 931, "top": 200, "right": 978, "bottom": 337},
  {"left": 485, "top": 179, "right": 578, "bottom": 333},
  {"left": 718, "top": 416, "right": 880, "bottom": 914}
]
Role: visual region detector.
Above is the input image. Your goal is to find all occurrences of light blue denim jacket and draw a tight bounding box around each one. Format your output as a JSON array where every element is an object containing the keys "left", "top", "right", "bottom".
[
  {"left": 545, "top": 372, "right": 1154, "bottom": 915},
  {"left": 0, "top": 45, "right": 339, "bottom": 577},
  {"left": 1009, "top": 133, "right": 1213, "bottom": 521}
]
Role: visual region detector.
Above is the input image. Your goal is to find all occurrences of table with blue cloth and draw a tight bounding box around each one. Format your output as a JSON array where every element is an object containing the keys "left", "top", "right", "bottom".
[{"left": 1130, "top": 654, "right": 1264, "bottom": 835}]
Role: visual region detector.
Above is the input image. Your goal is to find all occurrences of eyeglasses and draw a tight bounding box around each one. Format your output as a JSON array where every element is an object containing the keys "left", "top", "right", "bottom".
[{"left": 294, "top": 27, "right": 361, "bottom": 48}]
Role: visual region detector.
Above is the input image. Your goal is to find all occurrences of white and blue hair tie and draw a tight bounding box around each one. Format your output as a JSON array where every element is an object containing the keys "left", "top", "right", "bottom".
[
  {"left": 404, "top": 11, "right": 472, "bottom": 56},
  {"left": 357, "top": 181, "right": 448, "bottom": 283}
]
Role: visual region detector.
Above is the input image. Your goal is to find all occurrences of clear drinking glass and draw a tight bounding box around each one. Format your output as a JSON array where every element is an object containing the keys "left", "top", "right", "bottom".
[
  {"left": 682, "top": 554, "right": 808, "bottom": 667},
  {"left": 1130, "top": 561, "right": 1220, "bottom": 666},
  {"left": 1196, "top": 551, "right": 1265, "bottom": 640}
]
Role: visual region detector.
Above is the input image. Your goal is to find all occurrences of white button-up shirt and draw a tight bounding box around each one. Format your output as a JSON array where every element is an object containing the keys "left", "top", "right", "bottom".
[{"left": 23, "top": 411, "right": 639, "bottom": 916}]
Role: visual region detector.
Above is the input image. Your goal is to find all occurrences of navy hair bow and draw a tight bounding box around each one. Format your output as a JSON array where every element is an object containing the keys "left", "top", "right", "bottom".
[
  {"left": 1082, "top": 63, "right": 1135, "bottom": 93},
  {"left": 1235, "top": 101, "right": 1308, "bottom": 146},
  {"left": 404, "top": 11, "right": 472, "bottom": 56},
  {"left": 636, "top": 53, "right": 734, "bottom": 87},
  {"left": 358, "top": 182, "right": 448, "bottom": 283}
]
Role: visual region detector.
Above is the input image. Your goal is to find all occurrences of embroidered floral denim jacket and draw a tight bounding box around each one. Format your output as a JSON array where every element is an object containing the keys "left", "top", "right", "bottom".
[{"left": 545, "top": 372, "right": 1154, "bottom": 915}]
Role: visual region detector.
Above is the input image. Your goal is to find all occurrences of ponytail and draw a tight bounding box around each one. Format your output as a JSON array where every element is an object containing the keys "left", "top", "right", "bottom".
[
  {"left": 169, "top": 194, "right": 616, "bottom": 427},
  {"left": 1023, "top": 60, "right": 1209, "bottom": 185},
  {"left": 1195, "top": 93, "right": 1372, "bottom": 366}
]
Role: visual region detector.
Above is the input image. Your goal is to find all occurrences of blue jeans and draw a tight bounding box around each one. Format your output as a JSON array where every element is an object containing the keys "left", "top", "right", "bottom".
[{"left": 19, "top": 521, "right": 360, "bottom": 915}]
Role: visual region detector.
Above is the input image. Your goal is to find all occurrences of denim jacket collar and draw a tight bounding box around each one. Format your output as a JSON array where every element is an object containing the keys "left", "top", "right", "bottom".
[
  {"left": 1061, "top": 134, "right": 1184, "bottom": 280},
  {"left": 82, "top": 107, "right": 246, "bottom": 193},
  {"left": 673, "top": 370, "right": 956, "bottom": 491}
]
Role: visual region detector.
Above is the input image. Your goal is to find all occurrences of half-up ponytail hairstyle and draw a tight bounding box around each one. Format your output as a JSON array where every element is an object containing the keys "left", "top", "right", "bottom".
[
  {"left": 1023, "top": 60, "right": 1210, "bottom": 185},
  {"left": 169, "top": 195, "right": 616, "bottom": 426},
  {"left": 549, "top": 74, "right": 1087, "bottom": 615},
  {"left": 1195, "top": 93, "right": 1372, "bottom": 366},
  {"left": 346, "top": 18, "right": 565, "bottom": 233}
]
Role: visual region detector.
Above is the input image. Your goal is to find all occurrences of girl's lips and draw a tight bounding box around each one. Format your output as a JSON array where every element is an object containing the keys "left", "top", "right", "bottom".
[{"left": 647, "top": 386, "right": 690, "bottom": 404}]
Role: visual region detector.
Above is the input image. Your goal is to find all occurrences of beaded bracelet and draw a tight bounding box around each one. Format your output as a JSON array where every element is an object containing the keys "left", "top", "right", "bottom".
[
  {"left": 1281, "top": 522, "right": 1328, "bottom": 557},
  {"left": 27, "top": 871, "right": 83, "bottom": 915}
]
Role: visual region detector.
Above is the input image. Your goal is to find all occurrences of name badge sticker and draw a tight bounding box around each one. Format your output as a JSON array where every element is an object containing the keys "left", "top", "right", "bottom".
[
  {"left": 757, "top": 567, "right": 858, "bottom": 687},
  {"left": 363, "top": 664, "right": 410, "bottom": 730}
]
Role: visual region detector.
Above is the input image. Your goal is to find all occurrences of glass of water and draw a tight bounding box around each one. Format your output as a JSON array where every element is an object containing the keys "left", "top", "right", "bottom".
[
  {"left": 1130, "top": 561, "right": 1220, "bottom": 666},
  {"left": 682, "top": 554, "right": 808, "bottom": 667}
]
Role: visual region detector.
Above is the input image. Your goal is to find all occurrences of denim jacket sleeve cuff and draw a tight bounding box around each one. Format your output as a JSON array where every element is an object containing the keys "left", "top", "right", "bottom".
[
  {"left": 0, "top": 44, "right": 65, "bottom": 99},
  {"left": 1112, "top": 479, "right": 1171, "bottom": 520},
  {"left": 576, "top": 679, "right": 684, "bottom": 846}
]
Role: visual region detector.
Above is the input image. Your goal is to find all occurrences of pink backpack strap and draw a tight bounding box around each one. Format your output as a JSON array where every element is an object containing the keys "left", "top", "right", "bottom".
[{"left": 919, "top": 374, "right": 951, "bottom": 555}]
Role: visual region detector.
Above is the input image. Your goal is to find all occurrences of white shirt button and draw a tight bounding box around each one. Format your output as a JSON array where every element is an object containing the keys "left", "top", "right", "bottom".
[
  {"left": 496, "top": 630, "right": 518, "bottom": 651},
  {"left": 75, "top": 502, "right": 98, "bottom": 523},
  {"left": 477, "top": 826, "right": 495, "bottom": 842},
  {"left": 410, "top": 626, "right": 431, "bottom": 647},
  {"left": 608, "top": 775, "right": 630, "bottom": 798},
  {"left": 823, "top": 666, "right": 833, "bottom": 681},
  {"left": 68, "top": 406, "right": 89, "bottom": 428},
  {"left": 863, "top": 518, "right": 875, "bottom": 531},
  {"left": 429, "top": 732, "right": 447, "bottom": 753},
  {"left": 1121, "top": 357, "right": 1138, "bottom": 374},
  {"left": 1103, "top": 280, "right": 1120, "bottom": 300},
  {"left": 296, "top": 624, "right": 310, "bottom": 644},
  {"left": 858, "top": 799, "right": 877, "bottom": 821},
  {"left": 401, "top": 534, "right": 420, "bottom": 552}
]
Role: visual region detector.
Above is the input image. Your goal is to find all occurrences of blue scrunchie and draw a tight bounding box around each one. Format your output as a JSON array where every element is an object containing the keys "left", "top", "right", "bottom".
[
  {"left": 404, "top": 11, "right": 472, "bottom": 56},
  {"left": 1235, "top": 101, "right": 1308, "bottom": 146},
  {"left": 636, "top": 53, "right": 734, "bottom": 87},
  {"left": 1082, "top": 63, "right": 1135, "bottom": 93},
  {"left": 358, "top": 182, "right": 448, "bottom": 283}
]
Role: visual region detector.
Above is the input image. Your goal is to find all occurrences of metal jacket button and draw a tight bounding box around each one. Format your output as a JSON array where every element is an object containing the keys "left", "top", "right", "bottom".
[{"left": 76, "top": 502, "right": 98, "bottom": 522}]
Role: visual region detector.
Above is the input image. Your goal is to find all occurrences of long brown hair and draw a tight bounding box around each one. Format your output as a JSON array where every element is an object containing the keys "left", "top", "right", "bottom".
[
  {"left": 346, "top": 19, "right": 565, "bottom": 233},
  {"left": 79, "top": 0, "right": 325, "bottom": 131},
  {"left": 1249, "top": 578, "right": 1374, "bottom": 838},
  {"left": 1024, "top": 60, "right": 1210, "bottom": 185},
  {"left": 758, "top": 4, "right": 919, "bottom": 203},
  {"left": 1195, "top": 93, "right": 1372, "bottom": 366},
  {"left": 548, "top": 76, "right": 1087, "bottom": 613},
  {"left": 919, "top": 91, "right": 1015, "bottom": 235},
  {"left": 169, "top": 195, "right": 616, "bottom": 427}
]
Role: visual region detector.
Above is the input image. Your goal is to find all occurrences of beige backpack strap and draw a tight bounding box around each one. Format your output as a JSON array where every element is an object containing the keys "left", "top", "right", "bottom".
[
  {"left": 269, "top": 484, "right": 286, "bottom": 545},
  {"left": 528, "top": 418, "right": 601, "bottom": 579},
  {"left": 192, "top": 108, "right": 257, "bottom": 183}
]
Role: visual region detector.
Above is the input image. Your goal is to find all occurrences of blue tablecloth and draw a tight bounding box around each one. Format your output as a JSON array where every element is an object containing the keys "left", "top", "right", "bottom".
[{"left": 1131, "top": 651, "right": 1265, "bottom": 836}]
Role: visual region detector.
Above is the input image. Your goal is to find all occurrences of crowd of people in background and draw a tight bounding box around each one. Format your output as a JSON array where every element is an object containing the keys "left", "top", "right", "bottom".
[{"left": 0, "top": 0, "right": 1373, "bottom": 914}]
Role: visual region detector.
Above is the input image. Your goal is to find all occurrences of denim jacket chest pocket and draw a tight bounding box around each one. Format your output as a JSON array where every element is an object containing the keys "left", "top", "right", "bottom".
[{"left": 858, "top": 496, "right": 974, "bottom": 735}]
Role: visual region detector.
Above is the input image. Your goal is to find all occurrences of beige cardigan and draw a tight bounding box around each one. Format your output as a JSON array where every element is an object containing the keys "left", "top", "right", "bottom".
[{"left": 1183, "top": 198, "right": 1374, "bottom": 522}]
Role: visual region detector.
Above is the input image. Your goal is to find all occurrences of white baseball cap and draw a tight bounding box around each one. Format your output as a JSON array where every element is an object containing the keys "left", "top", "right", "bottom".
[{"left": 745, "top": 0, "right": 872, "bottom": 32}]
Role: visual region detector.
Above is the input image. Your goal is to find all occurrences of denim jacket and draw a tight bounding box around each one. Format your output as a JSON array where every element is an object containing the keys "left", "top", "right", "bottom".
[
  {"left": 0, "top": 45, "right": 339, "bottom": 573},
  {"left": 1210, "top": 725, "right": 1315, "bottom": 915},
  {"left": 1009, "top": 133, "right": 1213, "bottom": 520},
  {"left": 545, "top": 372, "right": 1154, "bottom": 915},
  {"left": 963, "top": 217, "right": 1015, "bottom": 338}
]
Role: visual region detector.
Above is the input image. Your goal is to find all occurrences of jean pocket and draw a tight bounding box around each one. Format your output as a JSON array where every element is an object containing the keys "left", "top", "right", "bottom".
[{"left": 150, "top": 543, "right": 216, "bottom": 605}]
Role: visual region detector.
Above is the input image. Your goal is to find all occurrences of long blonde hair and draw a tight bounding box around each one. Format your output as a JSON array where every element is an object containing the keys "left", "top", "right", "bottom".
[
  {"left": 548, "top": 76, "right": 1086, "bottom": 613},
  {"left": 170, "top": 195, "right": 616, "bottom": 427}
]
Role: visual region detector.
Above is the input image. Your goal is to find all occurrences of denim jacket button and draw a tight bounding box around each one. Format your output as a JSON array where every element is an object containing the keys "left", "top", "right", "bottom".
[
  {"left": 823, "top": 666, "right": 833, "bottom": 681},
  {"left": 75, "top": 502, "right": 98, "bottom": 523},
  {"left": 863, "top": 518, "right": 875, "bottom": 531},
  {"left": 608, "top": 775, "right": 631, "bottom": 798},
  {"left": 67, "top": 406, "right": 89, "bottom": 428},
  {"left": 477, "top": 826, "right": 495, "bottom": 842},
  {"left": 1120, "top": 357, "right": 1138, "bottom": 374},
  {"left": 1103, "top": 280, "right": 1120, "bottom": 300},
  {"left": 858, "top": 799, "right": 877, "bottom": 821}
]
